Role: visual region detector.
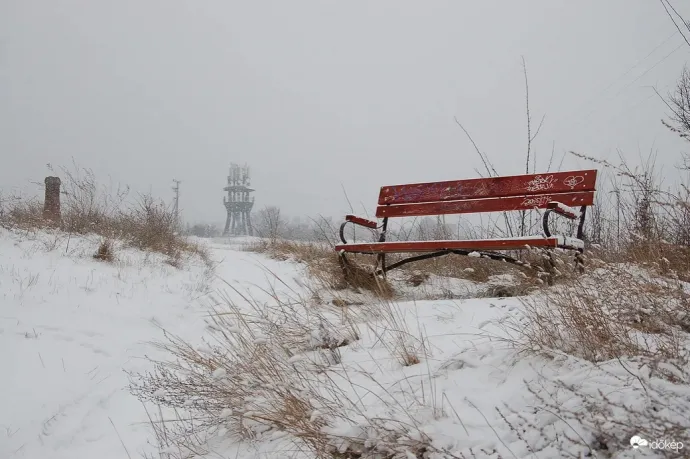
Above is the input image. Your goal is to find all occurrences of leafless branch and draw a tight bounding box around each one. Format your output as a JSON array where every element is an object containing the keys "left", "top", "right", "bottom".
[
  {"left": 523, "top": 56, "right": 532, "bottom": 176},
  {"left": 547, "top": 141, "right": 556, "bottom": 173},
  {"left": 659, "top": 0, "right": 690, "bottom": 48},
  {"left": 453, "top": 117, "right": 498, "bottom": 177}
]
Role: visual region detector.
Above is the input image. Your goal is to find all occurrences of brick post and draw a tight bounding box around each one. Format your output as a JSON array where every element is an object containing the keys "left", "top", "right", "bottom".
[{"left": 43, "top": 176, "right": 62, "bottom": 222}]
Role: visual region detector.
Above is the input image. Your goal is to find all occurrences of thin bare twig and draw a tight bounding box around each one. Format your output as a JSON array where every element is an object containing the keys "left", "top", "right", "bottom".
[
  {"left": 453, "top": 117, "right": 497, "bottom": 177},
  {"left": 659, "top": 0, "right": 690, "bottom": 48},
  {"left": 109, "top": 417, "right": 133, "bottom": 459}
]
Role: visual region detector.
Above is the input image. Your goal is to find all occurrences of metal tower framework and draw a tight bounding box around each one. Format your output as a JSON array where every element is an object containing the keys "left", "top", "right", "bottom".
[{"left": 223, "top": 163, "right": 254, "bottom": 236}]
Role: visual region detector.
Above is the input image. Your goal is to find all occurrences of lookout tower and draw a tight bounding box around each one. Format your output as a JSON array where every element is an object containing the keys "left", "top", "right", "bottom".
[{"left": 223, "top": 163, "right": 254, "bottom": 236}]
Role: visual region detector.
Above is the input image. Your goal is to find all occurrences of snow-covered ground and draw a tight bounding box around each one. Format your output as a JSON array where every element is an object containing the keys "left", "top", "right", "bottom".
[
  {"left": 0, "top": 230, "right": 302, "bottom": 459},
  {"left": 1, "top": 229, "right": 685, "bottom": 458}
]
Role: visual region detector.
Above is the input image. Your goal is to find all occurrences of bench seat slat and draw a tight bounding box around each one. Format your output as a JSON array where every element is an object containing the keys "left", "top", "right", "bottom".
[
  {"left": 335, "top": 235, "right": 583, "bottom": 254},
  {"left": 376, "top": 191, "right": 594, "bottom": 218}
]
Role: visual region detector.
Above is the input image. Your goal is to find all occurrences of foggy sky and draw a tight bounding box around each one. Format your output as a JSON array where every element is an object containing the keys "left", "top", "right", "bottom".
[{"left": 2, "top": 0, "right": 690, "bottom": 225}]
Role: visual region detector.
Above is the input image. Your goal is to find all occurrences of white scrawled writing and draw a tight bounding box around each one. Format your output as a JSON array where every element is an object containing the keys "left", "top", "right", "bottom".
[
  {"left": 526, "top": 175, "right": 557, "bottom": 192},
  {"left": 521, "top": 196, "right": 552, "bottom": 207},
  {"left": 563, "top": 175, "right": 585, "bottom": 189}
]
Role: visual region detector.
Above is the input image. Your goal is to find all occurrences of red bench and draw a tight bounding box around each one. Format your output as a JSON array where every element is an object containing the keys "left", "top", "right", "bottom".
[{"left": 335, "top": 169, "right": 598, "bottom": 275}]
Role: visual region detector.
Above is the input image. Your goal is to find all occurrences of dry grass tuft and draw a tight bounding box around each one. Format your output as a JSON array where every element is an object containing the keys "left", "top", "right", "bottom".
[
  {"left": 590, "top": 240, "right": 690, "bottom": 283},
  {"left": 0, "top": 197, "right": 45, "bottom": 229},
  {"left": 363, "top": 298, "right": 428, "bottom": 367},
  {"left": 338, "top": 256, "right": 394, "bottom": 298},
  {"left": 404, "top": 271, "right": 429, "bottom": 287},
  {"left": 93, "top": 238, "right": 115, "bottom": 262}
]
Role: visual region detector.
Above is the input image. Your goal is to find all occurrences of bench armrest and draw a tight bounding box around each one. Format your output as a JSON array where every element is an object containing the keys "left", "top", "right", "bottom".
[
  {"left": 547, "top": 201, "right": 581, "bottom": 219},
  {"left": 543, "top": 202, "right": 586, "bottom": 239},
  {"left": 345, "top": 214, "right": 378, "bottom": 229},
  {"left": 339, "top": 215, "right": 379, "bottom": 245}
]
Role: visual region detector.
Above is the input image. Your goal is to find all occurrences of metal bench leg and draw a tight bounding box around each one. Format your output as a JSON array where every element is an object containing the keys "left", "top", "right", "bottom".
[
  {"left": 575, "top": 206, "right": 586, "bottom": 274},
  {"left": 374, "top": 253, "right": 387, "bottom": 278},
  {"left": 575, "top": 248, "right": 585, "bottom": 274},
  {"left": 543, "top": 249, "right": 556, "bottom": 286},
  {"left": 337, "top": 252, "right": 349, "bottom": 273},
  {"left": 374, "top": 217, "right": 389, "bottom": 277}
]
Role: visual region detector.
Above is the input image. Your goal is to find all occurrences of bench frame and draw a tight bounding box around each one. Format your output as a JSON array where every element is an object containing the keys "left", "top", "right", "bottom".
[{"left": 335, "top": 169, "right": 597, "bottom": 277}]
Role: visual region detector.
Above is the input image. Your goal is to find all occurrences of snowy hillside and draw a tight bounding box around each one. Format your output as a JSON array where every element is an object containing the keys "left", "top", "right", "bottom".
[{"left": 2, "top": 229, "right": 688, "bottom": 458}]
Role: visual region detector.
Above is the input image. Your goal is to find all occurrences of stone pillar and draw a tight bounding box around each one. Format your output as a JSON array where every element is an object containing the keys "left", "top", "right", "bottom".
[{"left": 43, "top": 176, "right": 62, "bottom": 222}]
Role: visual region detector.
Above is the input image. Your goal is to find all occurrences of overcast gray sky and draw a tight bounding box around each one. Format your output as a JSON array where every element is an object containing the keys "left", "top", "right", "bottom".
[{"left": 2, "top": 0, "right": 690, "bottom": 224}]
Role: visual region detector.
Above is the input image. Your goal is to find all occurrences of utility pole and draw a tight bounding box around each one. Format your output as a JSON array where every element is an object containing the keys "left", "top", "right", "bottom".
[{"left": 172, "top": 179, "right": 181, "bottom": 228}]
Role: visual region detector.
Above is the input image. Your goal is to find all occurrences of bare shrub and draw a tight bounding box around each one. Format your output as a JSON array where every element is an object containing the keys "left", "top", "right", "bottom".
[
  {"left": 254, "top": 206, "right": 285, "bottom": 241},
  {"left": 572, "top": 149, "right": 690, "bottom": 257},
  {"left": 0, "top": 194, "right": 45, "bottom": 230},
  {"left": 57, "top": 163, "right": 128, "bottom": 234},
  {"left": 115, "top": 194, "right": 182, "bottom": 256},
  {"left": 665, "top": 66, "right": 690, "bottom": 142}
]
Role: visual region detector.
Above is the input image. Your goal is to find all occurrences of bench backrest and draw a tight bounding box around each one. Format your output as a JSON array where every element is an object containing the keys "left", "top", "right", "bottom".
[{"left": 376, "top": 169, "right": 597, "bottom": 218}]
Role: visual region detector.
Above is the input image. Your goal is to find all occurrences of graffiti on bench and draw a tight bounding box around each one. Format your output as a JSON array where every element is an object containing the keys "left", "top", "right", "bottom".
[
  {"left": 382, "top": 182, "right": 464, "bottom": 203},
  {"left": 563, "top": 175, "right": 585, "bottom": 189},
  {"left": 526, "top": 175, "right": 556, "bottom": 192},
  {"left": 521, "top": 195, "right": 553, "bottom": 208}
]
